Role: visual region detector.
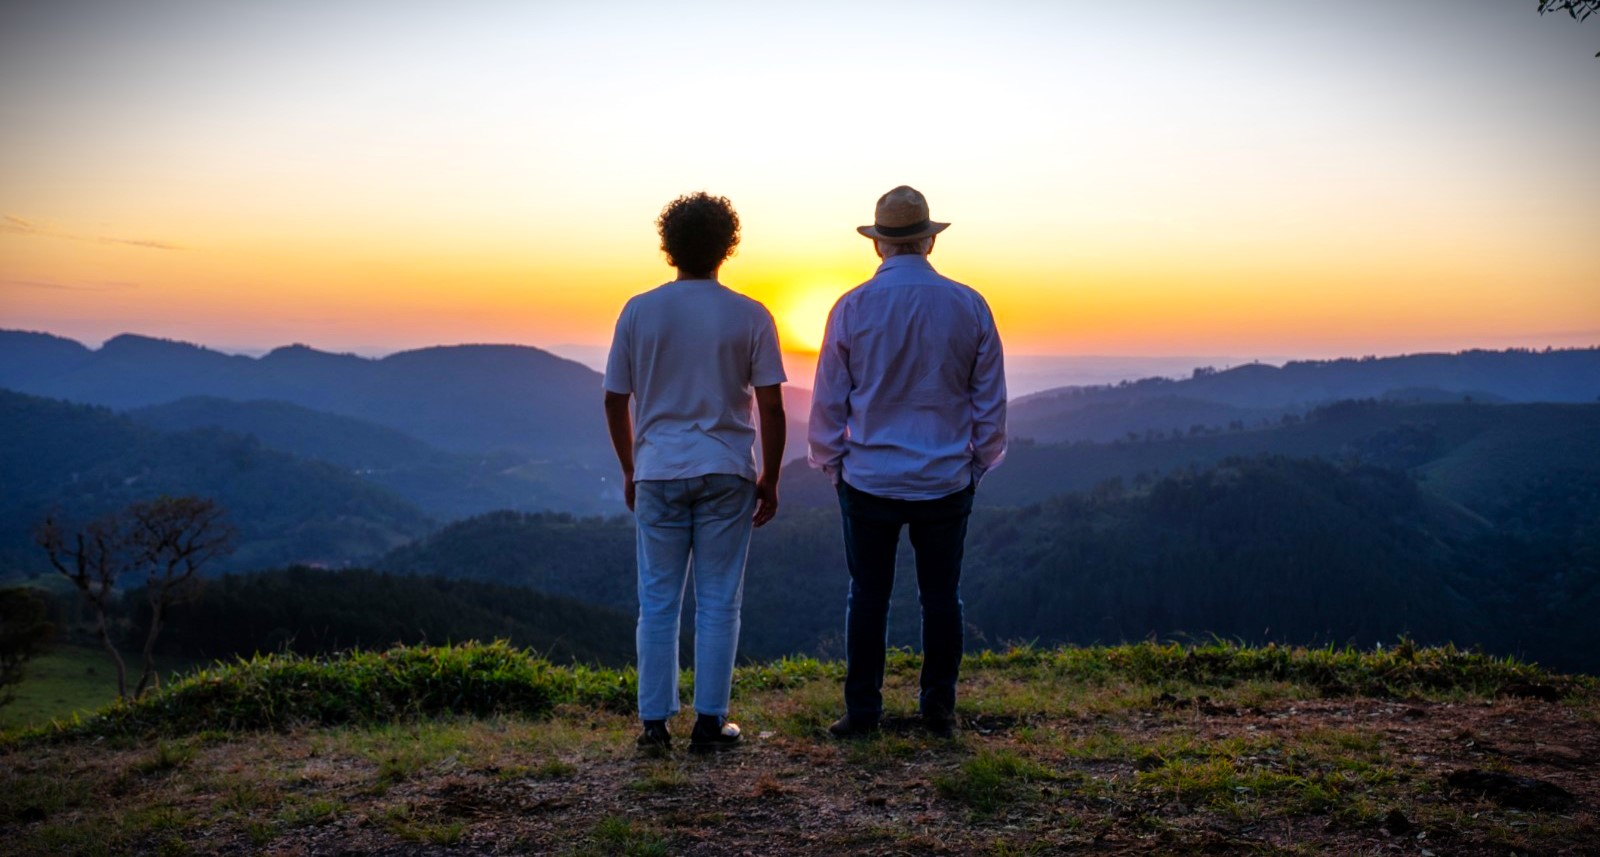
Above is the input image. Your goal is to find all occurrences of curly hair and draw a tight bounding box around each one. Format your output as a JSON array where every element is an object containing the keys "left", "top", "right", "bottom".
[{"left": 656, "top": 192, "right": 740, "bottom": 277}]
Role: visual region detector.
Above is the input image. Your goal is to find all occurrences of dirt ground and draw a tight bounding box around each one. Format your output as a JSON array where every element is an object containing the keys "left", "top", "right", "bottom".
[{"left": 12, "top": 698, "right": 1587, "bottom": 855}]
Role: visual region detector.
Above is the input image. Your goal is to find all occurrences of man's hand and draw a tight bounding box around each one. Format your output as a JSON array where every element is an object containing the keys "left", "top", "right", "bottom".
[
  {"left": 753, "top": 475, "right": 778, "bottom": 527},
  {"left": 752, "top": 384, "right": 784, "bottom": 527},
  {"left": 603, "top": 391, "right": 637, "bottom": 513}
]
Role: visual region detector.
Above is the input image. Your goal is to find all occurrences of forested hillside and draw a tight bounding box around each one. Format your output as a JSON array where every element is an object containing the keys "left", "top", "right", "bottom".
[
  {"left": 778, "top": 401, "right": 1600, "bottom": 517},
  {"left": 124, "top": 567, "right": 635, "bottom": 666},
  {"left": 985, "top": 401, "right": 1600, "bottom": 511},
  {"left": 378, "top": 456, "right": 1600, "bottom": 672},
  {"left": 0, "top": 390, "right": 432, "bottom": 572},
  {"left": 127, "top": 397, "right": 611, "bottom": 518}
]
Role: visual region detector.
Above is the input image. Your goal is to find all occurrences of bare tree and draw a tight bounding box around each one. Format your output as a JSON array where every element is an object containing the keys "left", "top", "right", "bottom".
[
  {"left": 36, "top": 513, "right": 132, "bottom": 699},
  {"left": 123, "top": 496, "right": 233, "bottom": 698},
  {"left": 35, "top": 496, "right": 234, "bottom": 700}
]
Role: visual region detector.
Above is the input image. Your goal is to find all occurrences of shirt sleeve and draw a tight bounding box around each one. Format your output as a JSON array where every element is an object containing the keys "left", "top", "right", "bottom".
[
  {"left": 750, "top": 308, "right": 787, "bottom": 387},
  {"left": 969, "top": 298, "right": 1007, "bottom": 482},
  {"left": 602, "top": 303, "right": 633, "bottom": 395},
  {"left": 807, "top": 298, "right": 851, "bottom": 481}
]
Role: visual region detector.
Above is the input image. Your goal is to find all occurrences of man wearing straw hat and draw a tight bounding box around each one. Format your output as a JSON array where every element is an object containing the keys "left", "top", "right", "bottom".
[{"left": 809, "top": 185, "right": 1007, "bottom": 739}]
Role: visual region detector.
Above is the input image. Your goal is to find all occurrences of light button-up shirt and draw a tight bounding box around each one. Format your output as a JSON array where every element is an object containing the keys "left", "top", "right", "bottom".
[{"left": 807, "top": 254, "right": 1007, "bottom": 500}]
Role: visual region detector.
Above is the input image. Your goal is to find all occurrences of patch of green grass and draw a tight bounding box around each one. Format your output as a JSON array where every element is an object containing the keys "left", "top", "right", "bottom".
[
  {"left": 214, "top": 775, "right": 281, "bottom": 813},
  {"left": 9, "top": 640, "right": 1589, "bottom": 744},
  {"left": 515, "top": 714, "right": 634, "bottom": 762},
  {"left": 1283, "top": 727, "right": 1397, "bottom": 786},
  {"left": 154, "top": 836, "right": 192, "bottom": 856},
  {"left": 752, "top": 676, "right": 839, "bottom": 737},
  {"left": 122, "top": 804, "right": 194, "bottom": 835},
  {"left": 934, "top": 749, "right": 1057, "bottom": 816},
  {"left": 968, "top": 640, "right": 1578, "bottom": 701},
  {"left": 574, "top": 815, "right": 670, "bottom": 857},
  {"left": 0, "top": 645, "right": 126, "bottom": 731},
  {"left": 29, "top": 641, "right": 637, "bottom": 739},
  {"left": 732, "top": 654, "right": 842, "bottom": 692},
  {"left": 986, "top": 837, "right": 1058, "bottom": 857},
  {"left": 378, "top": 803, "right": 468, "bottom": 845},
  {"left": 1137, "top": 755, "right": 1335, "bottom": 817},
  {"left": 846, "top": 732, "right": 923, "bottom": 769},
  {"left": 1059, "top": 728, "right": 1134, "bottom": 761},
  {"left": 132, "top": 740, "right": 195, "bottom": 775},
  {"left": 629, "top": 759, "right": 690, "bottom": 793},
  {"left": 313, "top": 719, "right": 479, "bottom": 793},
  {"left": 244, "top": 820, "right": 277, "bottom": 846},
  {"left": 83, "top": 805, "right": 200, "bottom": 857},
  {"left": 533, "top": 757, "right": 577, "bottom": 778},
  {"left": 391, "top": 817, "right": 467, "bottom": 845},
  {"left": 0, "top": 644, "right": 204, "bottom": 734},
  {"left": 0, "top": 761, "right": 97, "bottom": 823},
  {"left": 278, "top": 797, "right": 341, "bottom": 828},
  {"left": 29, "top": 820, "right": 117, "bottom": 856}
]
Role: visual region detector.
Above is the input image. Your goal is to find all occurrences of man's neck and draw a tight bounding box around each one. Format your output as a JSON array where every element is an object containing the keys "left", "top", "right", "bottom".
[{"left": 675, "top": 269, "right": 718, "bottom": 282}]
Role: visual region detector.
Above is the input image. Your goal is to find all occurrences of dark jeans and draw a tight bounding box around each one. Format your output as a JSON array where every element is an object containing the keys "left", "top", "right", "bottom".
[{"left": 837, "top": 480, "right": 974, "bottom": 721}]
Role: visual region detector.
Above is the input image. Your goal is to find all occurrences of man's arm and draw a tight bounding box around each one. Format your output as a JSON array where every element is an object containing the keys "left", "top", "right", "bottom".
[
  {"left": 753, "top": 384, "right": 785, "bottom": 527},
  {"left": 603, "top": 391, "right": 636, "bottom": 511},
  {"left": 970, "top": 308, "right": 1007, "bottom": 484},
  {"left": 807, "top": 304, "right": 850, "bottom": 484}
]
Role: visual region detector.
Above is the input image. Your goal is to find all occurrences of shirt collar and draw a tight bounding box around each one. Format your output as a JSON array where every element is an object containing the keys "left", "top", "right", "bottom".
[{"left": 874, "top": 254, "right": 935, "bottom": 275}]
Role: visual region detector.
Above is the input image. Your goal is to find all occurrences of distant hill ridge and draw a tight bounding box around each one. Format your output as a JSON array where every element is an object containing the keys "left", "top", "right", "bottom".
[
  {"left": 1009, "top": 346, "right": 1600, "bottom": 443},
  {"left": 1, "top": 328, "right": 817, "bottom": 476},
  {"left": 0, "top": 330, "right": 608, "bottom": 460}
]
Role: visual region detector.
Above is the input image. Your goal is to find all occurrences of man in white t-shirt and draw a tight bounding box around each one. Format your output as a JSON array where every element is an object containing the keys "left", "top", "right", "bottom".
[{"left": 603, "top": 192, "right": 787, "bottom": 752}]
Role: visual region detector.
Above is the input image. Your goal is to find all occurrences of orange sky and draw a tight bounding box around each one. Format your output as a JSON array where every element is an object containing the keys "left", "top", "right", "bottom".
[{"left": 2, "top": 1, "right": 1597, "bottom": 360}]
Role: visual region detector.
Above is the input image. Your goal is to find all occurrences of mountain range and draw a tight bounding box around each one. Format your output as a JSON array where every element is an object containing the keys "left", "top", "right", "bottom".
[
  {"left": 0, "top": 330, "right": 816, "bottom": 515},
  {"left": 1005, "top": 347, "right": 1600, "bottom": 444},
  {"left": 3, "top": 328, "right": 1597, "bottom": 671}
]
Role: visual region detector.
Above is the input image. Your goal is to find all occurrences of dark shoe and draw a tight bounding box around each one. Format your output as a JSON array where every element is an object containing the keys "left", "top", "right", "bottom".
[
  {"left": 689, "top": 715, "right": 741, "bottom": 753},
  {"left": 921, "top": 710, "right": 957, "bottom": 739},
  {"left": 636, "top": 720, "right": 671, "bottom": 750},
  {"left": 827, "top": 713, "right": 879, "bottom": 739}
]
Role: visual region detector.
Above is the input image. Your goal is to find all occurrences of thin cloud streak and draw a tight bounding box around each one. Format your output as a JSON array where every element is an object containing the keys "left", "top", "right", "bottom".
[{"left": 1, "top": 214, "right": 186, "bottom": 251}]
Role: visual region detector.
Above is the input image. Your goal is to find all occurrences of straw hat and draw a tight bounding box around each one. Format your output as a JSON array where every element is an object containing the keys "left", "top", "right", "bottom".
[{"left": 856, "top": 185, "right": 950, "bottom": 243}]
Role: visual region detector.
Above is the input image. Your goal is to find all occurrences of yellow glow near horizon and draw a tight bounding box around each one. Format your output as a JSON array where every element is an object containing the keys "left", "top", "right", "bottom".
[
  {"left": 773, "top": 283, "right": 850, "bottom": 353},
  {"left": 1, "top": 2, "right": 1596, "bottom": 360}
]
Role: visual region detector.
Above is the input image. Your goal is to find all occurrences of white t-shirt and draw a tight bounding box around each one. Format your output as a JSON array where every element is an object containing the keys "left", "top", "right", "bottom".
[{"left": 604, "top": 279, "right": 787, "bottom": 482}]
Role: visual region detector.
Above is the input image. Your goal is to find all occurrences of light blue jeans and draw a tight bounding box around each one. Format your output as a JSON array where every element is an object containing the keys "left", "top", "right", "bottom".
[{"left": 634, "top": 473, "right": 756, "bottom": 721}]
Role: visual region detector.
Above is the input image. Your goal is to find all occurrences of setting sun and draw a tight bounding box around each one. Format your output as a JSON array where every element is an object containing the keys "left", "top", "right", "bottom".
[{"left": 774, "top": 284, "right": 850, "bottom": 354}]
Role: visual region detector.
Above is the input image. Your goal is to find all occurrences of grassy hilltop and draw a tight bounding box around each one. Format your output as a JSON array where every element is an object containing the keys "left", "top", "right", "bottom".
[{"left": 2, "top": 641, "right": 1597, "bottom": 855}]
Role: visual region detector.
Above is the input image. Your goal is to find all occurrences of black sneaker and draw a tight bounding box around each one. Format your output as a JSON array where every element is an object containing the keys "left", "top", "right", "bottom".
[
  {"left": 689, "top": 715, "right": 741, "bottom": 753},
  {"left": 636, "top": 720, "right": 671, "bottom": 750},
  {"left": 921, "top": 713, "right": 957, "bottom": 739},
  {"left": 827, "top": 713, "right": 879, "bottom": 739}
]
